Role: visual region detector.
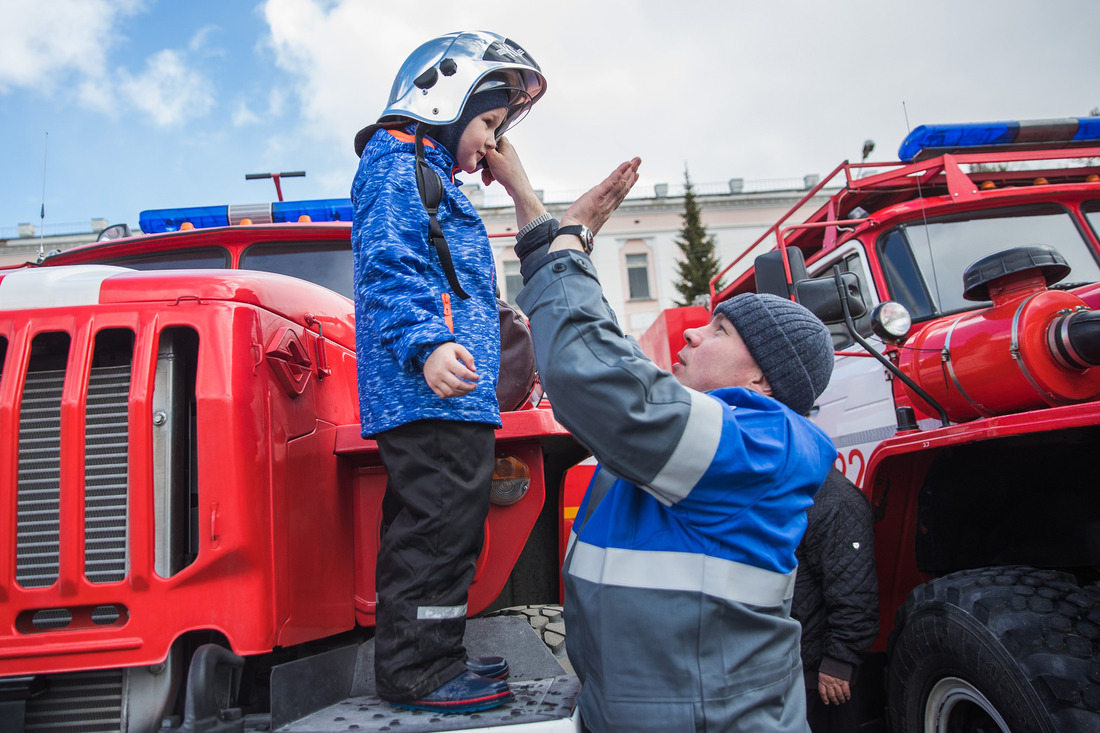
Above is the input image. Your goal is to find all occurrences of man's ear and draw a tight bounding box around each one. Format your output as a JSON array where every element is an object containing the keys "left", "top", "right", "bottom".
[{"left": 748, "top": 372, "right": 772, "bottom": 397}]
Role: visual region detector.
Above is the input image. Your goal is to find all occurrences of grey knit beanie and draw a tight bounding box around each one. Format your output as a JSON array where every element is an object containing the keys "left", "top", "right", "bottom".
[{"left": 713, "top": 293, "right": 833, "bottom": 415}]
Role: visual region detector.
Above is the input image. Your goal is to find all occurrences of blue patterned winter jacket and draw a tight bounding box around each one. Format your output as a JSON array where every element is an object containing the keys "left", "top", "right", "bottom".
[{"left": 351, "top": 127, "right": 501, "bottom": 437}]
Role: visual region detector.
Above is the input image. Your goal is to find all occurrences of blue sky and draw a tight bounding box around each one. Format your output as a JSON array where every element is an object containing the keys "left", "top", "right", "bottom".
[{"left": 3, "top": 0, "right": 1098, "bottom": 234}]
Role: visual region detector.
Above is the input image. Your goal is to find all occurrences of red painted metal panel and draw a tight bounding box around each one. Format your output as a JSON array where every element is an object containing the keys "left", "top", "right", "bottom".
[
  {"left": 636, "top": 306, "right": 711, "bottom": 372},
  {"left": 0, "top": 300, "right": 358, "bottom": 676}
]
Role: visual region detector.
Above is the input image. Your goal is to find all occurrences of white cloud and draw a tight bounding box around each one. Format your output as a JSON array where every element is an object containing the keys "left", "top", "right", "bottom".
[
  {"left": 233, "top": 100, "right": 262, "bottom": 127},
  {"left": 232, "top": 87, "right": 287, "bottom": 127},
  {"left": 0, "top": 0, "right": 218, "bottom": 129},
  {"left": 268, "top": 88, "right": 287, "bottom": 117},
  {"left": 117, "top": 49, "right": 215, "bottom": 127},
  {"left": 75, "top": 77, "right": 118, "bottom": 116},
  {"left": 189, "top": 25, "right": 222, "bottom": 55},
  {"left": 0, "top": 0, "right": 143, "bottom": 92},
  {"left": 262, "top": 0, "right": 1100, "bottom": 198},
  {"left": 262, "top": 0, "right": 425, "bottom": 148}
]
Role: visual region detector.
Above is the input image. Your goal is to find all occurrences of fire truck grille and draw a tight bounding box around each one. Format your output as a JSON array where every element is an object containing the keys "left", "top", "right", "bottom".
[
  {"left": 16, "top": 368, "right": 65, "bottom": 588},
  {"left": 84, "top": 364, "right": 131, "bottom": 583},
  {"left": 15, "top": 358, "right": 132, "bottom": 589},
  {"left": 24, "top": 668, "right": 124, "bottom": 733}
]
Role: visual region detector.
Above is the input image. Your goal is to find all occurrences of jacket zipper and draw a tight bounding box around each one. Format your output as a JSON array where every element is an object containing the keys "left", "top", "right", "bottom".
[{"left": 441, "top": 292, "right": 454, "bottom": 333}]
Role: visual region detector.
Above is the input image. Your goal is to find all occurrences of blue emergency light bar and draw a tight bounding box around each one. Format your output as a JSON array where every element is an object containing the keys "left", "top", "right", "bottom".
[
  {"left": 139, "top": 205, "right": 229, "bottom": 233},
  {"left": 898, "top": 117, "right": 1100, "bottom": 162},
  {"left": 272, "top": 199, "right": 353, "bottom": 223},
  {"left": 139, "top": 198, "right": 353, "bottom": 234}
]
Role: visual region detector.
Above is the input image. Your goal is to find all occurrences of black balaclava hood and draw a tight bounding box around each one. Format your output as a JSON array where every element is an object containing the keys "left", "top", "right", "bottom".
[{"left": 427, "top": 88, "right": 510, "bottom": 161}]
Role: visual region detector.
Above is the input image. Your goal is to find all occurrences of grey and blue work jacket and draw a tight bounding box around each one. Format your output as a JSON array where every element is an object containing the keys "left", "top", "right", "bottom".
[
  {"left": 516, "top": 237, "right": 836, "bottom": 732},
  {"left": 351, "top": 127, "right": 501, "bottom": 437}
]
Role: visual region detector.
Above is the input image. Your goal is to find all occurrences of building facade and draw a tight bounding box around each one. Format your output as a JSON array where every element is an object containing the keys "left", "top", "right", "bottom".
[
  {"left": 0, "top": 220, "right": 110, "bottom": 267},
  {"left": 2, "top": 180, "right": 832, "bottom": 341},
  {"left": 479, "top": 178, "right": 831, "bottom": 338}
]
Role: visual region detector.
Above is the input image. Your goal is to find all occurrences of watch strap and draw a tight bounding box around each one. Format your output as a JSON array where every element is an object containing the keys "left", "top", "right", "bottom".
[{"left": 556, "top": 224, "right": 594, "bottom": 254}]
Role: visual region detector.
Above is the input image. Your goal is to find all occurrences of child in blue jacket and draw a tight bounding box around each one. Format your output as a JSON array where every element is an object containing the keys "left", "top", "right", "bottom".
[{"left": 350, "top": 31, "right": 548, "bottom": 714}]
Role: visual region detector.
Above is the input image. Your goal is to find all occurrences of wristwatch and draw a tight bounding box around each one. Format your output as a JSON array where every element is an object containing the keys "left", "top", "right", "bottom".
[{"left": 556, "top": 224, "right": 594, "bottom": 255}]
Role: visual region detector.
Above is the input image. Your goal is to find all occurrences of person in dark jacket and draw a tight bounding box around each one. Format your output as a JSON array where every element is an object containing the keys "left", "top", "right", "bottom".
[
  {"left": 350, "top": 31, "right": 548, "bottom": 714},
  {"left": 508, "top": 156, "right": 839, "bottom": 732},
  {"left": 792, "top": 467, "right": 880, "bottom": 732}
]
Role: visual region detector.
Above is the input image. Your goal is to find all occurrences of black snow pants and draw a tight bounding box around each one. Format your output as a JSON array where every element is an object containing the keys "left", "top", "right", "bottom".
[{"left": 373, "top": 419, "right": 495, "bottom": 702}]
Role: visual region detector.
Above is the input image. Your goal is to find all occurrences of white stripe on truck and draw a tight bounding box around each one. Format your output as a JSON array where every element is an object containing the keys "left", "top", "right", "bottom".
[{"left": 0, "top": 266, "right": 132, "bottom": 311}]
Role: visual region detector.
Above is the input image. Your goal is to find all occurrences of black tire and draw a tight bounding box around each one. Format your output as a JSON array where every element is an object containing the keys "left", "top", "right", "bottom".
[
  {"left": 482, "top": 604, "right": 571, "bottom": 672},
  {"left": 887, "top": 566, "right": 1100, "bottom": 733}
]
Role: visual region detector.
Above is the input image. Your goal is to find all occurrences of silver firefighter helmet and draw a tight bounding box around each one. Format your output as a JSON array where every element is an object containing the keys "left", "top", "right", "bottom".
[{"left": 379, "top": 30, "right": 546, "bottom": 136}]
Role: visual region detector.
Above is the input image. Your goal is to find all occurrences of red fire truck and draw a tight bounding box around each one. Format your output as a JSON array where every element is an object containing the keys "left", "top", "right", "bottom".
[
  {"left": 0, "top": 203, "right": 587, "bottom": 731},
  {"left": 640, "top": 117, "right": 1100, "bottom": 732}
]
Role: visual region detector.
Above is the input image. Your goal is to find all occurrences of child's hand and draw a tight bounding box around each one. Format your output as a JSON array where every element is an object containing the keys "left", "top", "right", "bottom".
[
  {"left": 423, "top": 342, "right": 479, "bottom": 398},
  {"left": 483, "top": 136, "right": 530, "bottom": 195}
]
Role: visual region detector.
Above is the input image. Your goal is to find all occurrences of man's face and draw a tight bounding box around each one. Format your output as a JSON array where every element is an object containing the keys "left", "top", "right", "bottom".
[
  {"left": 672, "top": 314, "right": 771, "bottom": 395},
  {"left": 454, "top": 107, "right": 508, "bottom": 174}
]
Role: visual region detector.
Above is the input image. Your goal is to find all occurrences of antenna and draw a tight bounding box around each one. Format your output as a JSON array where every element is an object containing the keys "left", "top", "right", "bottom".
[
  {"left": 38, "top": 132, "right": 48, "bottom": 261},
  {"left": 902, "top": 101, "right": 942, "bottom": 308}
]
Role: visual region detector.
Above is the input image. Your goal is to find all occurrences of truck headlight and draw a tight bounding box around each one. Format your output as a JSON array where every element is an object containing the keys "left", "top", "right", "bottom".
[{"left": 872, "top": 301, "right": 912, "bottom": 343}]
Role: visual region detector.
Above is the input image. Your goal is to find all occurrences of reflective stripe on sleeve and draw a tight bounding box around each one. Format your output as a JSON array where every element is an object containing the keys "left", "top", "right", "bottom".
[
  {"left": 417, "top": 604, "right": 468, "bottom": 620},
  {"left": 644, "top": 389, "right": 723, "bottom": 505},
  {"left": 568, "top": 541, "right": 796, "bottom": 608}
]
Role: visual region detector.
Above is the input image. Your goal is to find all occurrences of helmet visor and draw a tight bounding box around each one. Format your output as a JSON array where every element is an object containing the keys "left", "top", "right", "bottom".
[{"left": 475, "top": 69, "right": 545, "bottom": 138}]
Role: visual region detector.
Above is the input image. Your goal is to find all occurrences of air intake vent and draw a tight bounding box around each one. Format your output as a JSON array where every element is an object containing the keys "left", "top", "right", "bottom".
[
  {"left": 24, "top": 669, "right": 123, "bottom": 732},
  {"left": 85, "top": 360, "right": 132, "bottom": 583},
  {"left": 14, "top": 330, "right": 135, "bottom": 589},
  {"left": 16, "top": 335, "right": 67, "bottom": 588}
]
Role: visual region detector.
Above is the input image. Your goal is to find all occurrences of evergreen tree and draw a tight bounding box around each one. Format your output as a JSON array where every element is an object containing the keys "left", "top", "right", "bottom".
[{"left": 672, "top": 166, "right": 723, "bottom": 307}]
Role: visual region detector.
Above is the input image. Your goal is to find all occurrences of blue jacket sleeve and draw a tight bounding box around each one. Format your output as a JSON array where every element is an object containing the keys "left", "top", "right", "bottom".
[{"left": 352, "top": 153, "right": 454, "bottom": 373}]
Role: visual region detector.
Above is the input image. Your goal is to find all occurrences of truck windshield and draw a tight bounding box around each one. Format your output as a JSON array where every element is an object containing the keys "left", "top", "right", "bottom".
[
  {"left": 1084, "top": 200, "right": 1100, "bottom": 241},
  {"left": 99, "top": 247, "right": 230, "bottom": 270},
  {"left": 239, "top": 241, "right": 353, "bottom": 299},
  {"left": 877, "top": 204, "right": 1100, "bottom": 319}
]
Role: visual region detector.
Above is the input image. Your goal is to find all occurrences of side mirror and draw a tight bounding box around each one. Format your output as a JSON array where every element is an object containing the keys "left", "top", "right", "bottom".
[
  {"left": 793, "top": 273, "right": 867, "bottom": 324},
  {"left": 754, "top": 247, "right": 808, "bottom": 300},
  {"left": 96, "top": 223, "right": 132, "bottom": 242}
]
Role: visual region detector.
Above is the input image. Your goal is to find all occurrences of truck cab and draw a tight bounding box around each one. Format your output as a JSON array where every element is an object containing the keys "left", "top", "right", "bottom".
[
  {"left": 0, "top": 201, "right": 585, "bottom": 732},
  {"left": 644, "top": 117, "right": 1100, "bottom": 732}
]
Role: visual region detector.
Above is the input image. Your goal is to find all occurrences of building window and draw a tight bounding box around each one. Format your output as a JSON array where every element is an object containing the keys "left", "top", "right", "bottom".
[
  {"left": 503, "top": 260, "right": 523, "bottom": 305},
  {"left": 626, "top": 253, "right": 651, "bottom": 300}
]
